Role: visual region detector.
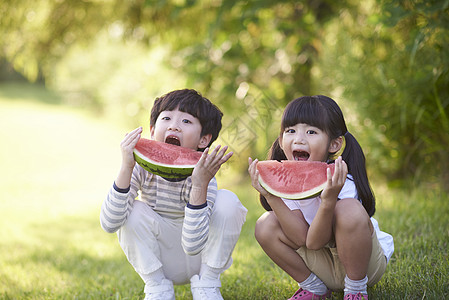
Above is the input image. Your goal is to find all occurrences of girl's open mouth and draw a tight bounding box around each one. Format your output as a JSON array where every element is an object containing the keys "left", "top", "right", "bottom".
[
  {"left": 293, "top": 150, "right": 310, "bottom": 161},
  {"left": 165, "top": 136, "right": 181, "bottom": 146}
]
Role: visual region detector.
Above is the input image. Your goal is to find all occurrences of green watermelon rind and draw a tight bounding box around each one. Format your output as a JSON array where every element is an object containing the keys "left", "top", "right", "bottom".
[
  {"left": 133, "top": 148, "right": 196, "bottom": 178},
  {"left": 258, "top": 176, "right": 327, "bottom": 200}
]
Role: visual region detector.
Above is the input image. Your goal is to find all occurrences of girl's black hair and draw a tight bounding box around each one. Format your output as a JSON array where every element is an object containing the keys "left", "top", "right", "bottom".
[
  {"left": 150, "top": 89, "right": 223, "bottom": 150},
  {"left": 260, "top": 95, "right": 376, "bottom": 217}
]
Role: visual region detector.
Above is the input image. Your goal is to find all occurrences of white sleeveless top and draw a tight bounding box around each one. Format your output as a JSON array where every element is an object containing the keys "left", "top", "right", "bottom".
[{"left": 282, "top": 175, "right": 394, "bottom": 262}]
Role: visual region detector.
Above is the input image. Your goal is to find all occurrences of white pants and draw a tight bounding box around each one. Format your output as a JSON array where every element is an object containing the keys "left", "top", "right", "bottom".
[{"left": 117, "top": 189, "right": 247, "bottom": 285}]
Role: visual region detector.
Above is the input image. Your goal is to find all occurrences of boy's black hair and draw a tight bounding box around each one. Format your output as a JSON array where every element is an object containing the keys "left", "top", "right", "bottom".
[
  {"left": 150, "top": 89, "right": 223, "bottom": 150},
  {"left": 260, "top": 95, "right": 376, "bottom": 217}
]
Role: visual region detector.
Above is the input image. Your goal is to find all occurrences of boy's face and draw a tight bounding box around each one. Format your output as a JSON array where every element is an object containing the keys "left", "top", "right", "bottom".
[{"left": 150, "top": 109, "right": 211, "bottom": 150}]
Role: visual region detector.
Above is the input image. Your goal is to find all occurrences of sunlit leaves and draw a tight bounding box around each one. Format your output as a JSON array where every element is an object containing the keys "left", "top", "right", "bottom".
[{"left": 317, "top": 0, "right": 449, "bottom": 186}]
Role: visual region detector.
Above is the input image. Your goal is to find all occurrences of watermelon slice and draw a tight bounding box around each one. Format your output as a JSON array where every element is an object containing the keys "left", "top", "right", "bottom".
[
  {"left": 133, "top": 138, "right": 202, "bottom": 178},
  {"left": 257, "top": 160, "right": 335, "bottom": 200}
]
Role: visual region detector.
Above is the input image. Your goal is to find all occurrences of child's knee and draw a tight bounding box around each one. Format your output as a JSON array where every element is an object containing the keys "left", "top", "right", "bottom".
[
  {"left": 120, "top": 201, "right": 159, "bottom": 238},
  {"left": 123, "top": 202, "right": 145, "bottom": 228},
  {"left": 255, "top": 211, "right": 277, "bottom": 244},
  {"left": 335, "top": 198, "right": 371, "bottom": 232},
  {"left": 213, "top": 189, "right": 247, "bottom": 221}
]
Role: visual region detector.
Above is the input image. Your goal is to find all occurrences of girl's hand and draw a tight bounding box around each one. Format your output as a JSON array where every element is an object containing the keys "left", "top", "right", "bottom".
[
  {"left": 248, "top": 157, "right": 271, "bottom": 197},
  {"left": 120, "top": 127, "right": 142, "bottom": 171},
  {"left": 320, "top": 156, "right": 348, "bottom": 206},
  {"left": 191, "top": 145, "right": 233, "bottom": 187}
]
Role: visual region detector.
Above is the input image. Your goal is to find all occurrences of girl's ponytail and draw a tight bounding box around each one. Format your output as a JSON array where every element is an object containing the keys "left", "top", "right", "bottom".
[
  {"left": 342, "top": 132, "right": 376, "bottom": 217},
  {"left": 267, "top": 137, "right": 287, "bottom": 161},
  {"left": 259, "top": 137, "right": 286, "bottom": 211}
]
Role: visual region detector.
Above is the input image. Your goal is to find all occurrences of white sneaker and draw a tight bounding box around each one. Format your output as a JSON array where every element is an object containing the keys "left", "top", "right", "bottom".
[
  {"left": 144, "top": 279, "right": 175, "bottom": 300},
  {"left": 190, "top": 274, "right": 224, "bottom": 300}
]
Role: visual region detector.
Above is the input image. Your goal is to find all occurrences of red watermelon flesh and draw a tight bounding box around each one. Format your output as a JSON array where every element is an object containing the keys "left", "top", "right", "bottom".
[
  {"left": 133, "top": 138, "right": 202, "bottom": 178},
  {"left": 257, "top": 160, "right": 335, "bottom": 200}
]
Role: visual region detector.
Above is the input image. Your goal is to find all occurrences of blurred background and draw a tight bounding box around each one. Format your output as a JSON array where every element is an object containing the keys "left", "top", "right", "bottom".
[
  {"left": 1, "top": 0, "right": 448, "bottom": 185},
  {"left": 1, "top": 0, "right": 448, "bottom": 298}
]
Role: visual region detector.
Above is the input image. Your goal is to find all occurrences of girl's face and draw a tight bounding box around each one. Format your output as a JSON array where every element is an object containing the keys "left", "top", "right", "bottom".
[
  {"left": 280, "top": 123, "right": 339, "bottom": 162},
  {"left": 150, "top": 109, "right": 211, "bottom": 150}
]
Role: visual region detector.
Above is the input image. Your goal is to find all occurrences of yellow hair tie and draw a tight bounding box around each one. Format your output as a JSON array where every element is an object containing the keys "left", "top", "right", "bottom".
[{"left": 329, "top": 135, "right": 346, "bottom": 161}]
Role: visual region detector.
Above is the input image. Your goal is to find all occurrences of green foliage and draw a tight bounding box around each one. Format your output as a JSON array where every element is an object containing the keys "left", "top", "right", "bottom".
[
  {"left": 48, "top": 32, "right": 187, "bottom": 127},
  {"left": 1, "top": 0, "right": 448, "bottom": 184},
  {"left": 0, "top": 0, "right": 117, "bottom": 82},
  {"left": 316, "top": 0, "right": 449, "bottom": 186},
  {"left": 1, "top": 0, "right": 344, "bottom": 164}
]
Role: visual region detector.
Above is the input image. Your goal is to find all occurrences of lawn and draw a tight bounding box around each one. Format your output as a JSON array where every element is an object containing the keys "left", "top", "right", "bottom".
[{"left": 0, "top": 83, "right": 448, "bottom": 299}]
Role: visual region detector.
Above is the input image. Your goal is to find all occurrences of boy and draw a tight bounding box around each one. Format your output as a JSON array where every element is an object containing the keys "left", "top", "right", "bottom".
[{"left": 100, "top": 89, "right": 247, "bottom": 300}]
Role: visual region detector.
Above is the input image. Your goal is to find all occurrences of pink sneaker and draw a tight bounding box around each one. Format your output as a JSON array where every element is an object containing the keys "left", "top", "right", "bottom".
[
  {"left": 344, "top": 293, "right": 368, "bottom": 300},
  {"left": 287, "top": 288, "right": 332, "bottom": 300}
]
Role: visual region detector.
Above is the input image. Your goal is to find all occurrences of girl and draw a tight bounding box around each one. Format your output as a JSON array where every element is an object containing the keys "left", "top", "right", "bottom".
[{"left": 248, "top": 95, "right": 393, "bottom": 300}]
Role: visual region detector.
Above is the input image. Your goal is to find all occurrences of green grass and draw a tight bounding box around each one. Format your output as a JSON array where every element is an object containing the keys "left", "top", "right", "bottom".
[{"left": 0, "top": 82, "right": 448, "bottom": 299}]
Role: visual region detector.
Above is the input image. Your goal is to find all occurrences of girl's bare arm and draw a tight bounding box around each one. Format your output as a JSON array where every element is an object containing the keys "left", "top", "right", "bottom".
[
  {"left": 306, "top": 157, "right": 348, "bottom": 249},
  {"left": 248, "top": 158, "right": 309, "bottom": 247}
]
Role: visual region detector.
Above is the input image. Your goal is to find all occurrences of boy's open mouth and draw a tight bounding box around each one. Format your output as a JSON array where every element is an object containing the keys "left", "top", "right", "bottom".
[
  {"left": 293, "top": 150, "right": 309, "bottom": 161},
  {"left": 165, "top": 136, "right": 181, "bottom": 146}
]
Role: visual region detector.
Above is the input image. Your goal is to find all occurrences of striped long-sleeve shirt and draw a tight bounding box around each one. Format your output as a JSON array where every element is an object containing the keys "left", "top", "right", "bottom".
[{"left": 100, "top": 164, "right": 217, "bottom": 255}]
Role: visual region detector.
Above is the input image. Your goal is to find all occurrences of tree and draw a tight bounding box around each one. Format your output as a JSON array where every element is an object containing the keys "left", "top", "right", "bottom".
[
  {"left": 316, "top": 0, "right": 449, "bottom": 186},
  {"left": 0, "top": 0, "right": 344, "bottom": 166},
  {"left": 3, "top": 0, "right": 447, "bottom": 184}
]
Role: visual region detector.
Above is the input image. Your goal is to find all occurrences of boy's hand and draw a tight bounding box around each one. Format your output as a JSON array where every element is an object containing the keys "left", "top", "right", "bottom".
[
  {"left": 191, "top": 145, "right": 233, "bottom": 188},
  {"left": 248, "top": 157, "right": 271, "bottom": 198},
  {"left": 120, "top": 127, "right": 142, "bottom": 171},
  {"left": 320, "top": 156, "right": 348, "bottom": 207}
]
